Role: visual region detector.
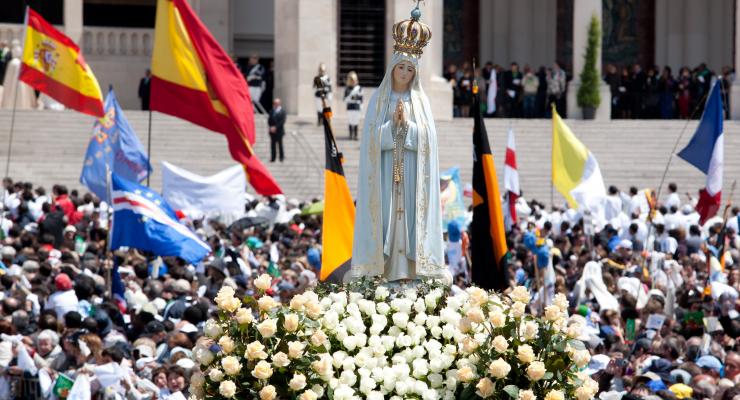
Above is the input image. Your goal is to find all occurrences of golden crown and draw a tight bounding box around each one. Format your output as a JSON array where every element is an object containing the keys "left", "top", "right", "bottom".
[{"left": 392, "top": 4, "right": 431, "bottom": 57}]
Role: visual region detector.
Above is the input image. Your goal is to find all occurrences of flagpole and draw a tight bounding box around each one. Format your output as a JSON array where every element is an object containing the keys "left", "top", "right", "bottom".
[{"left": 146, "top": 109, "right": 152, "bottom": 187}]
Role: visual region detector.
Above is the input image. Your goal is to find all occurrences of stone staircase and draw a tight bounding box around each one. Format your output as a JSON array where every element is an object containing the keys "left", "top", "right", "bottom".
[{"left": 0, "top": 109, "right": 738, "bottom": 208}]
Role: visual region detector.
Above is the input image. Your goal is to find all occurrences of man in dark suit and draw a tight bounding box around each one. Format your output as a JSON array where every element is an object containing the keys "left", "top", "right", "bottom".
[
  {"left": 138, "top": 69, "right": 151, "bottom": 110},
  {"left": 268, "top": 98, "right": 286, "bottom": 162}
]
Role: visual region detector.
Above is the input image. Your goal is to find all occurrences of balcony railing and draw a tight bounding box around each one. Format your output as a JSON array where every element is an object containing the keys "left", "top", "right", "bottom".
[{"left": 0, "top": 24, "right": 153, "bottom": 57}]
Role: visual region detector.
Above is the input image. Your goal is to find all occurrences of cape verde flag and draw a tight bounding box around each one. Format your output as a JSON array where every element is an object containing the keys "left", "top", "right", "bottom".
[
  {"left": 110, "top": 173, "right": 210, "bottom": 264},
  {"left": 677, "top": 81, "right": 724, "bottom": 224}
]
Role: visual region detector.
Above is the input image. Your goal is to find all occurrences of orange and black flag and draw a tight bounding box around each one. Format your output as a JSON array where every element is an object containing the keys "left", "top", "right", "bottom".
[
  {"left": 319, "top": 104, "right": 355, "bottom": 283},
  {"left": 470, "top": 81, "right": 509, "bottom": 291}
]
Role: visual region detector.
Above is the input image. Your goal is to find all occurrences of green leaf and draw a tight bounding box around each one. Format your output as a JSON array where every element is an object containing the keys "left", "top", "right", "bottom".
[
  {"left": 503, "top": 385, "right": 520, "bottom": 398},
  {"left": 543, "top": 372, "right": 554, "bottom": 380},
  {"left": 568, "top": 339, "right": 586, "bottom": 350}
]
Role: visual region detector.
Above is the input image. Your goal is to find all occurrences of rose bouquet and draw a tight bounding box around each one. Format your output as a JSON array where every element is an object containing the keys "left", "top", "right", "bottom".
[{"left": 190, "top": 276, "right": 598, "bottom": 400}]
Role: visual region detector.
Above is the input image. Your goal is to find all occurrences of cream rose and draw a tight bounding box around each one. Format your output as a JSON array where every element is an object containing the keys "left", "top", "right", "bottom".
[
  {"left": 290, "top": 294, "right": 306, "bottom": 311},
  {"left": 312, "top": 354, "right": 333, "bottom": 376},
  {"left": 519, "top": 390, "right": 536, "bottom": 400},
  {"left": 289, "top": 373, "right": 307, "bottom": 391},
  {"left": 553, "top": 293, "right": 569, "bottom": 312},
  {"left": 284, "top": 313, "right": 300, "bottom": 332},
  {"left": 457, "top": 366, "right": 476, "bottom": 382},
  {"left": 489, "top": 309, "right": 506, "bottom": 328},
  {"left": 521, "top": 321, "right": 539, "bottom": 341},
  {"left": 255, "top": 274, "right": 273, "bottom": 291},
  {"left": 462, "top": 336, "right": 479, "bottom": 354},
  {"left": 517, "top": 344, "right": 535, "bottom": 364},
  {"left": 573, "top": 349, "right": 591, "bottom": 368},
  {"left": 209, "top": 368, "right": 224, "bottom": 382},
  {"left": 259, "top": 385, "right": 277, "bottom": 400},
  {"left": 510, "top": 302, "right": 526, "bottom": 318},
  {"left": 509, "top": 286, "right": 531, "bottom": 303},
  {"left": 252, "top": 360, "right": 274, "bottom": 380},
  {"left": 545, "top": 390, "right": 564, "bottom": 400},
  {"left": 544, "top": 305, "right": 561, "bottom": 321},
  {"left": 257, "top": 318, "right": 278, "bottom": 338},
  {"left": 272, "top": 351, "right": 290, "bottom": 367},
  {"left": 258, "top": 296, "right": 278, "bottom": 312},
  {"left": 218, "top": 336, "right": 236, "bottom": 354},
  {"left": 305, "top": 301, "right": 323, "bottom": 320},
  {"left": 246, "top": 341, "right": 268, "bottom": 360},
  {"left": 466, "top": 307, "right": 485, "bottom": 324},
  {"left": 235, "top": 308, "right": 254, "bottom": 324},
  {"left": 492, "top": 335, "right": 509, "bottom": 353},
  {"left": 204, "top": 319, "right": 222, "bottom": 339},
  {"left": 467, "top": 287, "right": 488, "bottom": 307},
  {"left": 575, "top": 386, "right": 592, "bottom": 400},
  {"left": 299, "top": 390, "right": 319, "bottom": 400},
  {"left": 488, "top": 358, "right": 511, "bottom": 379},
  {"left": 218, "top": 380, "right": 236, "bottom": 398},
  {"left": 526, "top": 361, "right": 546, "bottom": 381},
  {"left": 311, "top": 329, "right": 328, "bottom": 347},
  {"left": 288, "top": 341, "right": 306, "bottom": 359},
  {"left": 475, "top": 377, "right": 494, "bottom": 398},
  {"left": 221, "top": 356, "right": 242, "bottom": 376}
]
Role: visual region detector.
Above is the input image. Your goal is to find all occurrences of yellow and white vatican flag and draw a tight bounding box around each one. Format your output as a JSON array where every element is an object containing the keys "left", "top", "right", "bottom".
[{"left": 552, "top": 108, "right": 606, "bottom": 212}]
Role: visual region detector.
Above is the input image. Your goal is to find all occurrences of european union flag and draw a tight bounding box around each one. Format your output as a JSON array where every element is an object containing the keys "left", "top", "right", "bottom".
[
  {"left": 110, "top": 173, "right": 211, "bottom": 265},
  {"left": 80, "top": 89, "right": 151, "bottom": 201}
]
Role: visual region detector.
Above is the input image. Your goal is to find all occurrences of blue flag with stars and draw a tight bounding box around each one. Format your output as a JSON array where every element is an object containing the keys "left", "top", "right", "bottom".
[
  {"left": 110, "top": 173, "right": 211, "bottom": 264},
  {"left": 80, "top": 89, "right": 151, "bottom": 201}
]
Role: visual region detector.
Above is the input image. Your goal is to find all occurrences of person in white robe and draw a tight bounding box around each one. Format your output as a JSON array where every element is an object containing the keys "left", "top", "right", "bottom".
[{"left": 1, "top": 40, "right": 36, "bottom": 110}]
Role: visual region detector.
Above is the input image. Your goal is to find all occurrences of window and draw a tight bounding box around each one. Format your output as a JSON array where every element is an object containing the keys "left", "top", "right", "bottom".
[{"left": 338, "top": 0, "right": 385, "bottom": 87}]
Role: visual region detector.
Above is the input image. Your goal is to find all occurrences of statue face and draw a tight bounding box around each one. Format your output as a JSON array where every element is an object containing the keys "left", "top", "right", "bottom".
[{"left": 393, "top": 61, "right": 416, "bottom": 90}]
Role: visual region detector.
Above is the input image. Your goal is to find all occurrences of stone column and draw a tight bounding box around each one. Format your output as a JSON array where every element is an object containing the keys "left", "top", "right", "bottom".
[
  {"left": 274, "top": 0, "right": 337, "bottom": 116},
  {"left": 64, "top": 0, "right": 83, "bottom": 44},
  {"left": 386, "top": 0, "right": 452, "bottom": 120},
  {"left": 566, "top": 0, "right": 611, "bottom": 120},
  {"left": 194, "top": 0, "right": 233, "bottom": 54},
  {"left": 731, "top": 0, "right": 740, "bottom": 119}
]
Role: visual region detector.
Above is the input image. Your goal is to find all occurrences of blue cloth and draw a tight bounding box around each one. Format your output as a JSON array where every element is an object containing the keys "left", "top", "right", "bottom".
[
  {"left": 80, "top": 90, "right": 151, "bottom": 202},
  {"left": 677, "top": 82, "right": 723, "bottom": 174},
  {"left": 447, "top": 220, "right": 461, "bottom": 242},
  {"left": 441, "top": 166, "right": 466, "bottom": 231},
  {"left": 646, "top": 379, "right": 667, "bottom": 393},
  {"left": 307, "top": 247, "right": 321, "bottom": 269},
  {"left": 110, "top": 174, "right": 211, "bottom": 264},
  {"left": 111, "top": 258, "right": 126, "bottom": 307}
]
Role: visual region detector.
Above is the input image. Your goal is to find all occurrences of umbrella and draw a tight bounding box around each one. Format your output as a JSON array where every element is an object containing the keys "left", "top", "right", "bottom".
[
  {"left": 301, "top": 200, "right": 324, "bottom": 215},
  {"left": 228, "top": 216, "right": 270, "bottom": 232}
]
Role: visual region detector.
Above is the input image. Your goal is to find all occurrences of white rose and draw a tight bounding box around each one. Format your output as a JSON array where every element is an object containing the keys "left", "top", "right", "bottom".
[
  {"left": 412, "top": 359, "right": 429, "bottom": 378},
  {"left": 208, "top": 368, "right": 224, "bottom": 382},
  {"left": 254, "top": 274, "right": 273, "bottom": 291},
  {"left": 509, "top": 286, "right": 531, "bottom": 303},
  {"left": 392, "top": 312, "right": 410, "bottom": 328},
  {"left": 545, "top": 305, "right": 561, "bottom": 321},
  {"left": 517, "top": 344, "right": 535, "bottom": 364},
  {"left": 246, "top": 341, "right": 268, "bottom": 360},
  {"left": 545, "top": 390, "right": 564, "bottom": 400},
  {"left": 257, "top": 318, "right": 278, "bottom": 338},
  {"left": 567, "top": 323, "right": 582, "bottom": 339},
  {"left": 298, "top": 390, "right": 319, "bottom": 400},
  {"left": 284, "top": 313, "right": 300, "bottom": 332},
  {"left": 251, "top": 360, "right": 274, "bottom": 380},
  {"left": 475, "top": 377, "right": 494, "bottom": 398},
  {"left": 311, "top": 329, "right": 328, "bottom": 347},
  {"left": 377, "top": 302, "right": 391, "bottom": 315},
  {"left": 214, "top": 285, "right": 235, "bottom": 303},
  {"left": 488, "top": 309, "right": 506, "bottom": 328},
  {"left": 257, "top": 296, "right": 278, "bottom": 312},
  {"left": 339, "top": 370, "right": 358, "bottom": 387},
  {"left": 204, "top": 319, "right": 222, "bottom": 339},
  {"left": 519, "top": 390, "right": 536, "bottom": 400},
  {"left": 521, "top": 321, "right": 539, "bottom": 341},
  {"left": 488, "top": 358, "right": 511, "bottom": 379},
  {"left": 359, "top": 377, "right": 377, "bottom": 394},
  {"left": 375, "top": 286, "right": 390, "bottom": 300},
  {"left": 526, "top": 361, "right": 546, "bottom": 381},
  {"left": 510, "top": 302, "right": 526, "bottom": 318},
  {"left": 288, "top": 341, "right": 306, "bottom": 359},
  {"left": 289, "top": 373, "right": 308, "bottom": 391},
  {"left": 310, "top": 384, "right": 325, "bottom": 398},
  {"left": 467, "top": 287, "right": 489, "bottom": 307},
  {"left": 492, "top": 335, "right": 509, "bottom": 353},
  {"left": 312, "top": 354, "right": 333, "bottom": 377},
  {"left": 456, "top": 366, "right": 476, "bottom": 383},
  {"left": 428, "top": 373, "right": 444, "bottom": 388},
  {"left": 259, "top": 385, "right": 277, "bottom": 400},
  {"left": 272, "top": 351, "right": 290, "bottom": 367},
  {"left": 462, "top": 336, "right": 479, "bottom": 354},
  {"left": 573, "top": 349, "right": 591, "bottom": 368},
  {"left": 458, "top": 318, "right": 473, "bottom": 334},
  {"left": 221, "top": 355, "right": 242, "bottom": 376},
  {"left": 193, "top": 345, "right": 214, "bottom": 366},
  {"left": 235, "top": 308, "right": 254, "bottom": 324},
  {"left": 218, "top": 336, "right": 236, "bottom": 354},
  {"left": 216, "top": 295, "right": 241, "bottom": 313},
  {"left": 218, "top": 380, "right": 236, "bottom": 398}
]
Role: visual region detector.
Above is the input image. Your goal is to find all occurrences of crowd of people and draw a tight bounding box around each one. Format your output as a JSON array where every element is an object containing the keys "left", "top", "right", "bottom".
[
  {"left": 444, "top": 60, "right": 735, "bottom": 120},
  {"left": 0, "top": 175, "right": 736, "bottom": 399}
]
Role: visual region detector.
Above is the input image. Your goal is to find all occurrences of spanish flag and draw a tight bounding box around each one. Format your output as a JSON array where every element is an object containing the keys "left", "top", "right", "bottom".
[
  {"left": 151, "top": 0, "right": 281, "bottom": 195},
  {"left": 470, "top": 82, "right": 508, "bottom": 291},
  {"left": 319, "top": 104, "right": 355, "bottom": 283},
  {"left": 19, "top": 8, "right": 104, "bottom": 117}
]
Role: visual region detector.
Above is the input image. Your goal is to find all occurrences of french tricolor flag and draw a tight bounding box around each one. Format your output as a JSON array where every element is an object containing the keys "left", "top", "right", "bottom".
[
  {"left": 677, "top": 81, "right": 724, "bottom": 224},
  {"left": 504, "top": 128, "right": 520, "bottom": 230}
]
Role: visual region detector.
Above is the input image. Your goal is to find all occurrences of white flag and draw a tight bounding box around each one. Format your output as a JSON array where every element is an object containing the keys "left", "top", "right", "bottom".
[{"left": 161, "top": 162, "right": 247, "bottom": 219}]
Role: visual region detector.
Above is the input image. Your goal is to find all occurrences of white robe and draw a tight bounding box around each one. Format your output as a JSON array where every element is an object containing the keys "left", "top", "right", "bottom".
[{"left": 1, "top": 44, "right": 36, "bottom": 110}]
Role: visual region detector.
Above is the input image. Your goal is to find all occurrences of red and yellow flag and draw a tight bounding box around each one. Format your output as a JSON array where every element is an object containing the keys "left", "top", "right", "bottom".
[
  {"left": 19, "top": 8, "right": 104, "bottom": 117},
  {"left": 151, "top": 0, "right": 281, "bottom": 195}
]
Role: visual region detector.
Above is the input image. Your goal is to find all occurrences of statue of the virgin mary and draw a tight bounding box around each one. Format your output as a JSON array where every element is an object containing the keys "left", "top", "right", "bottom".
[{"left": 350, "top": 5, "right": 445, "bottom": 282}]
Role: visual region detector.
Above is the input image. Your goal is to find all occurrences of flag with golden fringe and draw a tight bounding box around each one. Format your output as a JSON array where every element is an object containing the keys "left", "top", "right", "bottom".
[
  {"left": 470, "top": 84, "right": 508, "bottom": 291},
  {"left": 151, "top": 0, "right": 281, "bottom": 195},
  {"left": 19, "top": 8, "right": 104, "bottom": 117},
  {"left": 319, "top": 105, "right": 355, "bottom": 283}
]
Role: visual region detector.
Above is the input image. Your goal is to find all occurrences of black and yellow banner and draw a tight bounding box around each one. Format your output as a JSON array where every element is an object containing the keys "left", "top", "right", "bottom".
[
  {"left": 319, "top": 106, "right": 355, "bottom": 283},
  {"left": 470, "top": 87, "right": 509, "bottom": 291}
]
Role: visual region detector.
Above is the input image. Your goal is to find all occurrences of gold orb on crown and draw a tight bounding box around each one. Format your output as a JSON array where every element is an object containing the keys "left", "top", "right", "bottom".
[{"left": 392, "top": 3, "right": 432, "bottom": 58}]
